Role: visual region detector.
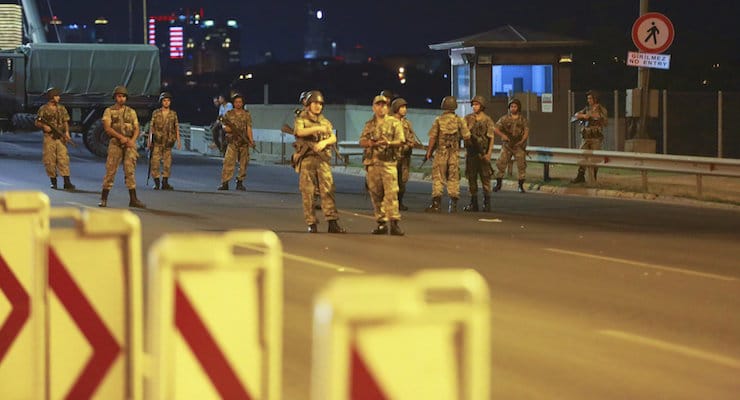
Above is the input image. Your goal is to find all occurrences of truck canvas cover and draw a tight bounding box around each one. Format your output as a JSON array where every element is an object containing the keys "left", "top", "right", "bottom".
[{"left": 22, "top": 43, "right": 161, "bottom": 97}]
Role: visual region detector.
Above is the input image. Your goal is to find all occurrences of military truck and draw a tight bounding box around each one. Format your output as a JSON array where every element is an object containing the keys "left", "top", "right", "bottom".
[{"left": 0, "top": 43, "right": 161, "bottom": 157}]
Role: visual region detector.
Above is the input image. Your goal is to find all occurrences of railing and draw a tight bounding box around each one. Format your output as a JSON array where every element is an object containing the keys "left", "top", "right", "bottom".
[{"left": 337, "top": 141, "right": 740, "bottom": 197}]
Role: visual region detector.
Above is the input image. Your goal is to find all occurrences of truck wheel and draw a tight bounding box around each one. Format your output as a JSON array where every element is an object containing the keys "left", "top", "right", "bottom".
[
  {"left": 11, "top": 113, "right": 38, "bottom": 130},
  {"left": 83, "top": 119, "right": 110, "bottom": 158}
]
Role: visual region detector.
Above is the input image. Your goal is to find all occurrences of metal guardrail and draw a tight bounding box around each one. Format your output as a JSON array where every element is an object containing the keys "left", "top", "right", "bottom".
[{"left": 337, "top": 141, "right": 740, "bottom": 197}]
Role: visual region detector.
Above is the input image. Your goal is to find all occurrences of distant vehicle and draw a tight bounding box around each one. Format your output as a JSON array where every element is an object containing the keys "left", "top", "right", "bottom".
[{"left": 0, "top": 43, "right": 161, "bottom": 157}]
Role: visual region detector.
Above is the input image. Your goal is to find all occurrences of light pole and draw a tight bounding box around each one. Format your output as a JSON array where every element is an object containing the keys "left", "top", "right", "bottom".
[{"left": 636, "top": 0, "right": 650, "bottom": 139}]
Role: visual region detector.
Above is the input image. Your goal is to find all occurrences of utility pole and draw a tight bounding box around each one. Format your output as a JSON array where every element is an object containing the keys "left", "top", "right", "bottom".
[
  {"left": 636, "top": 0, "right": 650, "bottom": 139},
  {"left": 128, "top": 0, "right": 133, "bottom": 43},
  {"left": 142, "top": 0, "right": 148, "bottom": 44}
]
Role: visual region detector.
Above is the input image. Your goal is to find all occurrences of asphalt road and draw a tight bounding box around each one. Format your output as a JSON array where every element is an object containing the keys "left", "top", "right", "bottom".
[{"left": 2, "top": 133, "right": 739, "bottom": 399}]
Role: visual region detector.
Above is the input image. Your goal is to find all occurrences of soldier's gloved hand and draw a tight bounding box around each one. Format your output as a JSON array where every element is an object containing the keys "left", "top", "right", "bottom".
[{"left": 42, "top": 125, "right": 52, "bottom": 133}]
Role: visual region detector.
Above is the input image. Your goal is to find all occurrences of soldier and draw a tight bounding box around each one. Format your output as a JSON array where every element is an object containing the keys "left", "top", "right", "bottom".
[
  {"left": 293, "top": 91, "right": 346, "bottom": 233},
  {"left": 463, "top": 95, "right": 495, "bottom": 212},
  {"left": 359, "top": 95, "right": 405, "bottom": 235},
  {"left": 390, "top": 97, "right": 419, "bottom": 211},
  {"left": 571, "top": 90, "right": 608, "bottom": 183},
  {"left": 493, "top": 98, "right": 529, "bottom": 193},
  {"left": 288, "top": 90, "right": 322, "bottom": 210},
  {"left": 217, "top": 94, "right": 254, "bottom": 191},
  {"left": 98, "top": 85, "right": 145, "bottom": 208},
  {"left": 148, "top": 92, "right": 180, "bottom": 190},
  {"left": 423, "top": 96, "right": 471, "bottom": 213},
  {"left": 35, "top": 87, "right": 75, "bottom": 190}
]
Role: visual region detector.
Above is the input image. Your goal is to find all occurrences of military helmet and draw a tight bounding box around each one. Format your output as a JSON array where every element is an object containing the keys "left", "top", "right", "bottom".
[
  {"left": 299, "top": 91, "right": 309, "bottom": 104},
  {"left": 440, "top": 96, "right": 457, "bottom": 111},
  {"left": 379, "top": 90, "right": 395, "bottom": 102},
  {"left": 158, "top": 92, "right": 172, "bottom": 103},
  {"left": 45, "top": 87, "right": 61, "bottom": 98},
  {"left": 112, "top": 85, "right": 128, "bottom": 99},
  {"left": 390, "top": 98, "right": 407, "bottom": 114},
  {"left": 231, "top": 92, "right": 244, "bottom": 103},
  {"left": 372, "top": 95, "right": 388, "bottom": 105},
  {"left": 471, "top": 95, "right": 486, "bottom": 109},
  {"left": 306, "top": 90, "right": 324, "bottom": 105},
  {"left": 508, "top": 98, "right": 522, "bottom": 111}
]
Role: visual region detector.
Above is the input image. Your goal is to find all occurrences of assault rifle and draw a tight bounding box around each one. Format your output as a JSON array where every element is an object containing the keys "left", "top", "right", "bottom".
[
  {"left": 39, "top": 117, "right": 77, "bottom": 147},
  {"left": 220, "top": 115, "right": 260, "bottom": 153}
]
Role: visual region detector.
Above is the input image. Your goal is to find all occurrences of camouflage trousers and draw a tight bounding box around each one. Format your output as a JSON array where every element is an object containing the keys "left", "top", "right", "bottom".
[
  {"left": 465, "top": 153, "right": 492, "bottom": 195},
  {"left": 103, "top": 142, "right": 138, "bottom": 190},
  {"left": 42, "top": 135, "right": 70, "bottom": 177},
  {"left": 299, "top": 155, "right": 339, "bottom": 225},
  {"left": 578, "top": 138, "right": 603, "bottom": 178},
  {"left": 397, "top": 155, "right": 411, "bottom": 196},
  {"left": 366, "top": 162, "right": 400, "bottom": 222},
  {"left": 221, "top": 143, "right": 249, "bottom": 182},
  {"left": 496, "top": 143, "right": 527, "bottom": 179},
  {"left": 431, "top": 147, "right": 461, "bottom": 198},
  {"left": 150, "top": 145, "right": 173, "bottom": 178}
]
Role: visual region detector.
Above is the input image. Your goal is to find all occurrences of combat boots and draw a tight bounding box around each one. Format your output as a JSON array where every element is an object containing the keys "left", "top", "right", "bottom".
[
  {"left": 448, "top": 197, "right": 458, "bottom": 213},
  {"left": 493, "top": 178, "right": 502, "bottom": 192},
  {"left": 425, "top": 196, "right": 441, "bottom": 213},
  {"left": 50, "top": 177, "right": 57, "bottom": 189},
  {"left": 128, "top": 189, "right": 146, "bottom": 208},
  {"left": 307, "top": 223, "right": 318, "bottom": 233},
  {"left": 98, "top": 189, "right": 109, "bottom": 207},
  {"left": 62, "top": 176, "right": 76, "bottom": 191},
  {"left": 235, "top": 180, "right": 246, "bottom": 191},
  {"left": 390, "top": 220, "right": 404, "bottom": 236},
  {"left": 463, "top": 195, "right": 478, "bottom": 212},
  {"left": 371, "top": 222, "right": 388, "bottom": 235},
  {"left": 398, "top": 192, "right": 408, "bottom": 211},
  {"left": 518, "top": 179, "right": 526, "bottom": 193},
  {"left": 161, "top": 177, "right": 173, "bottom": 190},
  {"left": 571, "top": 168, "right": 586, "bottom": 183},
  {"left": 328, "top": 220, "right": 346, "bottom": 234},
  {"left": 217, "top": 181, "right": 229, "bottom": 190},
  {"left": 482, "top": 195, "right": 491, "bottom": 212},
  {"left": 153, "top": 178, "right": 161, "bottom": 190}
]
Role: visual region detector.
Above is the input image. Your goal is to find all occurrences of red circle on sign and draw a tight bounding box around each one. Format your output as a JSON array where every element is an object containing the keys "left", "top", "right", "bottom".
[{"left": 632, "top": 12, "right": 675, "bottom": 54}]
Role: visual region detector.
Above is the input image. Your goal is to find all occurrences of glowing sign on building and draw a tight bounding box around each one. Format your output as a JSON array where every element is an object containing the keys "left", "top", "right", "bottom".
[
  {"left": 148, "top": 18, "right": 156, "bottom": 45},
  {"left": 169, "top": 26, "right": 184, "bottom": 59}
]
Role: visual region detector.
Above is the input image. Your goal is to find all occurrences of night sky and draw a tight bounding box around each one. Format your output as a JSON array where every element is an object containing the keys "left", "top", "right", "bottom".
[{"left": 47, "top": 0, "right": 738, "bottom": 65}]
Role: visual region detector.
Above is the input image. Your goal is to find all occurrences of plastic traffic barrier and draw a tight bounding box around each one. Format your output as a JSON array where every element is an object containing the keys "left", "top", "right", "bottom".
[
  {"left": 312, "top": 269, "right": 490, "bottom": 400},
  {"left": 147, "top": 230, "right": 283, "bottom": 400}
]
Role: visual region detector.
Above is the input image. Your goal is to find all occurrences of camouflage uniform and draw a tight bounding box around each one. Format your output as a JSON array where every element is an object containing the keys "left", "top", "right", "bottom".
[
  {"left": 294, "top": 110, "right": 339, "bottom": 225},
  {"left": 464, "top": 112, "right": 495, "bottom": 196},
  {"left": 395, "top": 115, "right": 417, "bottom": 207},
  {"left": 428, "top": 112, "right": 471, "bottom": 198},
  {"left": 149, "top": 108, "right": 179, "bottom": 179},
  {"left": 37, "top": 103, "right": 71, "bottom": 178},
  {"left": 360, "top": 115, "right": 405, "bottom": 223},
  {"left": 494, "top": 114, "right": 529, "bottom": 180},
  {"left": 220, "top": 109, "right": 252, "bottom": 183},
  {"left": 102, "top": 105, "right": 139, "bottom": 189},
  {"left": 578, "top": 103, "right": 608, "bottom": 151}
]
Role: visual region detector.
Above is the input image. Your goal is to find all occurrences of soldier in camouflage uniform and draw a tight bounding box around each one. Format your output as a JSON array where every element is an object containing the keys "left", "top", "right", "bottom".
[
  {"left": 293, "top": 91, "right": 346, "bottom": 233},
  {"left": 391, "top": 97, "right": 418, "bottom": 211},
  {"left": 493, "top": 98, "right": 530, "bottom": 193},
  {"left": 571, "top": 90, "right": 608, "bottom": 183},
  {"left": 463, "top": 96, "right": 495, "bottom": 212},
  {"left": 217, "top": 94, "right": 254, "bottom": 191},
  {"left": 424, "top": 96, "right": 471, "bottom": 213},
  {"left": 148, "top": 92, "right": 180, "bottom": 190},
  {"left": 359, "top": 95, "right": 406, "bottom": 235},
  {"left": 98, "top": 86, "right": 145, "bottom": 208},
  {"left": 35, "top": 87, "right": 75, "bottom": 190}
]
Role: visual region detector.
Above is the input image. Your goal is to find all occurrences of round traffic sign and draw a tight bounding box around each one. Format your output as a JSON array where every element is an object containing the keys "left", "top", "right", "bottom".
[{"left": 632, "top": 12, "right": 675, "bottom": 54}]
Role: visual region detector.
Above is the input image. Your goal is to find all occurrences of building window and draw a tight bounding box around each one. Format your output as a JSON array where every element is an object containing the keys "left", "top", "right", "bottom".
[
  {"left": 492, "top": 65, "right": 552, "bottom": 96},
  {"left": 453, "top": 64, "right": 470, "bottom": 100}
]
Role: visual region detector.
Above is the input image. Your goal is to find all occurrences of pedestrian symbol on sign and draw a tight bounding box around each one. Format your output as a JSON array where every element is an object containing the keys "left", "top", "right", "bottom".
[{"left": 645, "top": 22, "right": 660, "bottom": 45}]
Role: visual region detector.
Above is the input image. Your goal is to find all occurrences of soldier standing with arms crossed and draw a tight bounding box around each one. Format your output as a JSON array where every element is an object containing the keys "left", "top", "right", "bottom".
[
  {"left": 570, "top": 90, "right": 608, "bottom": 183},
  {"left": 424, "top": 96, "right": 471, "bottom": 213},
  {"left": 35, "top": 87, "right": 75, "bottom": 190},
  {"left": 217, "top": 94, "right": 253, "bottom": 191},
  {"left": 463, "top": 96, "right": 495, "bottom": 212},
  {"left": 391, "top": 97, "right": 419, "bottom": 211},
  {"left": 293, "top": 91, "right": 346, "bottom": 233},
  {"left": 148, "top": 92, "right": 180, "bottom": 190},
  {"left": 98, "top": 85, "right": 145, "bottom": 208},
  {"left": 359, "top": 95, "right": 406, "bottom": 235},
  {"left": 493, "top": 98, "right": 529, "bottom": 193}
]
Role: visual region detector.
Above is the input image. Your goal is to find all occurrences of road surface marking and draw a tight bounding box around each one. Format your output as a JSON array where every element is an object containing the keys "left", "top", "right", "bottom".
[
  {"left": 478, "top": 218, "right": 503, "bottom": 223},
  {"left": 283, "top": 252, "right": 365, "bottom": 274},
  {"left": 598, "top": 329, "right": 740, "bottom": 369},
  {"left": 0, "top": 179, "right": 11, "bottom": 186},
  {"left": 544, "top": 248, "right": 737, "bottom": 282},
  {"left": 339, "top": 210, "right": 376, "bottom": 220}
]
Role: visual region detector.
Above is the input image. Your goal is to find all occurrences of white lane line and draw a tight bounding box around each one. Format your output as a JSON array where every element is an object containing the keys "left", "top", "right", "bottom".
[
  {"left": 282, "top": 252, "right": 365, "bottom": 274},
  {"left": 598, "top": 329, "right": 740, "bottom": 370},
  {"left": 0, "top": 179, "right": 11, "bottom": 186},
  {"left": 544, "top": 248, "right": 737, "bottom": 282},
  {"left": 339, "top": 210, "right": 376, "bottom": 221}
]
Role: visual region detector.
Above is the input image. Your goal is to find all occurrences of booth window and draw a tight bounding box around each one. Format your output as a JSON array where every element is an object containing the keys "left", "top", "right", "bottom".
[
  {"left": 453, "top": 64, "right": 470, "bottom": 100},
  {"left": 492, "top": 65, "right": 552, "bottom": 96}
]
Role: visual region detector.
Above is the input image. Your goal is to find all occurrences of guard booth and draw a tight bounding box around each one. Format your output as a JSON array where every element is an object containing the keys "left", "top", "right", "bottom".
[{"left": 429, "top": 25, "right": 588, "bottom": 147}]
